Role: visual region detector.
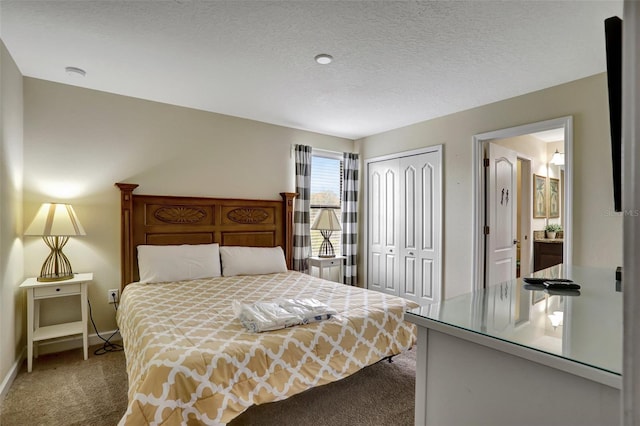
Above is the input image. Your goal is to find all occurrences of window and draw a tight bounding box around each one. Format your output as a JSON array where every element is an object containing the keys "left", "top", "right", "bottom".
[{"left": 310, "top": 153, "right": 342, "bottom": 256}]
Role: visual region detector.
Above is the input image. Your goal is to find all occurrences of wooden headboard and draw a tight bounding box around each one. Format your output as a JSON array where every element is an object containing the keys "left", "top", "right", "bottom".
[{"left": 116, "top": 183, "right": 296, "bottom": 288}]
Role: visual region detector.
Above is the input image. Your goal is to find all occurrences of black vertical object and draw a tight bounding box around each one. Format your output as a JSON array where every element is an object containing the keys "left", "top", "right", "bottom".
[{"left": 605, "top": 16, "right": 622, "bottom": 212}]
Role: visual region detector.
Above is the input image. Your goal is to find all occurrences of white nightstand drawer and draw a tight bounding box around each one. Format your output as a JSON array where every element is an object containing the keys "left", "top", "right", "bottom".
[
  {"left": 34, "top": 283, "right": 81, "bottom": 298},
  {"left": 325, "top": 259, "right": 341, "bottom": 266}
]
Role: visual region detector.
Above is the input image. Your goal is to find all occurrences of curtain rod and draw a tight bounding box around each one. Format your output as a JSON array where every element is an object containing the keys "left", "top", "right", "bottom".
[{"left": 290, "top": 144, "right": 344, "bottom": 159}]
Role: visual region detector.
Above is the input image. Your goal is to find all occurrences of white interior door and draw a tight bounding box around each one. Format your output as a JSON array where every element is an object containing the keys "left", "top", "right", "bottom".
[
  {"left": 399, "top": 152, "right": 441, "bottom": 304},
  {"left": 487, "top": 143, "right": 518, "bottom": 286},
  {"left": 367, "top": 159, "right": 399, "bottom": 295}
]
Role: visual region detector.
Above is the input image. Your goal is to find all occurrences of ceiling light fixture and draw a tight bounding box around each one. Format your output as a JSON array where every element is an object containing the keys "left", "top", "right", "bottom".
[
  {"left": 314, "top": 54, "right": 333, "bottom": 65},
  {"left": 65, "top": 66, "right": 86, "bottom": 78},
  {"left": 550, "top": 149, "right": 564, "bottom": 166}
]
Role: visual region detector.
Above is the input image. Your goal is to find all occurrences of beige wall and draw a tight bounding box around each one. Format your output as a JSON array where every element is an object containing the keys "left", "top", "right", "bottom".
[
  {"left": 23, "top": 78, "right": 353, "bottom": 336},
  {"left": 547, "top": 140, "right": 564, "bottom": 228},
  {"left": 0, "top": 40, "right": 24, "bottom": 391},
  {"left": 357, "top": 73, "right": 623, "bottom": 299}
]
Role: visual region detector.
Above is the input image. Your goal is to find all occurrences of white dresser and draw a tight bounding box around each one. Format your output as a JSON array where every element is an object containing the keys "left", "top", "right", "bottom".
[{"left": 405, "top": 265, "right": 621, "bottom": 426}]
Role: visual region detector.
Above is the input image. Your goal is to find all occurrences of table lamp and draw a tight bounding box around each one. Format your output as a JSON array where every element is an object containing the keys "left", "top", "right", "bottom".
[
  {"left": 24, "top": 203, "right": 86, "bottom": 282},
  {"left": 311, "top": 208, "right": 341, "bottom": 258}
]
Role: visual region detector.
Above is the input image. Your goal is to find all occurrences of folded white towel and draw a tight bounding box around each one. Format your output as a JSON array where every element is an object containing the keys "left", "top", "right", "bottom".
[
  {"left": 233, "top": 298, "right": 337, "bottom": 333},
  {"left": 278, "top": 298, "right": 338, "bottom": 323}
]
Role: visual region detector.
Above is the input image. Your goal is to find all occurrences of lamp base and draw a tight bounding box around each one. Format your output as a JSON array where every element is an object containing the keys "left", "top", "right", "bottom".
[
  {"left": 318, "top": 231, "right": 336, "bottom": 258},
  {"left": 37, "top": 273, "right": 74, "bottom": 282},
  {"left": 38, "top": 236, "right": 75, "bottom": 282}
]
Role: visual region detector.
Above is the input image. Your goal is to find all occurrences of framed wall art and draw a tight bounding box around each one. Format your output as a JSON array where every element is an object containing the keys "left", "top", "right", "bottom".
[
  {"left": 533, "top": 174, "right": 547, "bottom": 218},
  {"left": 548, "top": 177, "right": 560, "bottom": 218}
]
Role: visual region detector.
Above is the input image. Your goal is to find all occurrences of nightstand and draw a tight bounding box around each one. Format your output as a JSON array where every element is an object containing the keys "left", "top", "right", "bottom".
[
  {"left": 20, "top": 273, "right": 93, "bottom": 372},
  {"left": 308, "top": 256, "right": 346, "bottom": 284}
]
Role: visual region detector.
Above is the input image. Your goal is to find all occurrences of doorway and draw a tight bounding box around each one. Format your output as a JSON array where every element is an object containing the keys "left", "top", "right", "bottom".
[
  {"left": 483, "top": 142, "right": 532, "bottom": 286},
  {"left": 516, "top": 157, "right": 533, "bottom": 279},
  {"left": 472, "top": 117, "right": 573, "bottom": 291}
]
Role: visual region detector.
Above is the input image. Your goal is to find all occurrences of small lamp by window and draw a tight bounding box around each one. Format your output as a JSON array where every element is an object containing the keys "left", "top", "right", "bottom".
[
  {"left": 550, "top": 149, "right": 564, "bottom": 166},
  {"left": 311, "top": 208, "right": 341, "bottom": 258},
  {"left": 24, "top": 203, "right": 86, "bottom": 282}
]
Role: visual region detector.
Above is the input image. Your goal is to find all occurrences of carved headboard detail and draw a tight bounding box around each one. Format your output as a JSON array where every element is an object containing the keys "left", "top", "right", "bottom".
[
  {"left": 226, "top": 208, "right": 270, "bottom": 224},
  {"left": 115, "top": 183, "right": 296, "bottom": 289},
  {"left": 154, "top": 206, "right": 208, "bottom": 224}
]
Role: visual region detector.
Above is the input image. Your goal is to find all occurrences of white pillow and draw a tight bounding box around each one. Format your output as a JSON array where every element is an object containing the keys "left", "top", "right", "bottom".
[
  {"left": 137, "top": 243, "right": 221, "bottom": 283},
  {"left": 220, "top": 246, "right": 288, "bottom": 277}
]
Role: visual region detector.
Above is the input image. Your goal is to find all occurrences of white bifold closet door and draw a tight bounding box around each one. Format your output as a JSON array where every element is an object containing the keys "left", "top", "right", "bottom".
[
  {"left": 367, "top": 149, "right": 441, "bottom": 305},
  {"left": 368, "top": 159, "right": 400, "bottom": 296}
]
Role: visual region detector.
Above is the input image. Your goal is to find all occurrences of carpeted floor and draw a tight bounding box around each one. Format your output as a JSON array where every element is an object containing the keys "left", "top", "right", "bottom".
[
  {"left": 0, "top": 345, "right": 128, "bottom": 426},
  {"left": 0, "top": 344, "right": 416, "bottom": 426}
]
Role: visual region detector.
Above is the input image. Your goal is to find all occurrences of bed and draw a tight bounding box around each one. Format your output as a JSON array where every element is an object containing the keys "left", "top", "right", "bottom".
[{"left": 115, "top": 183, "right": 418, "bottom": 425}]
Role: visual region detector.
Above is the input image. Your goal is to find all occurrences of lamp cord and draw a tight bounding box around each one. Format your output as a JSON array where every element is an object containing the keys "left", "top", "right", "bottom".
[{"left": 87, "top": 297, "right": 123, "bottom": 355}]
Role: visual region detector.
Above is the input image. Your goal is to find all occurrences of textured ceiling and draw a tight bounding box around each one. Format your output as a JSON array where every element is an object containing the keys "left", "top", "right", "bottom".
[{"left": 0, "top": 1, "right": 623, "bottom": 139}]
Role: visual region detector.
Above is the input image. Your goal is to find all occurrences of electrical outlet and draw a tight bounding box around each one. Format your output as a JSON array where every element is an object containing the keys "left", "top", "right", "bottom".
[{"left": 107, "top": 289, "right": 119, "bottom": 304}]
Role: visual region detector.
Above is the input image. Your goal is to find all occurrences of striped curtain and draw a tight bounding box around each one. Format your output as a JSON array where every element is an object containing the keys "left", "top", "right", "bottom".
[
  {"left": 341, "top": 152, "right": 359, "bottom": 285},
  {"left": 293, "top": 145, "right": 312, "bottom": 272}
]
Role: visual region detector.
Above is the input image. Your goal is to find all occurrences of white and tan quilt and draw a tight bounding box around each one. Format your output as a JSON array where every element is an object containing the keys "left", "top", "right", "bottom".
[{"left": 116, "top": 271, "right": 418, "bottom": 425}]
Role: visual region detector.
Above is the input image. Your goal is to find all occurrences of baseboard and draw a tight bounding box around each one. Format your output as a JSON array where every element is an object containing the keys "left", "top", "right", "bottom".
[
  {"left": 0, "top": 347, "right": 26, "bottom": 404},
  {"left": 35, "top": 329, "right": 122, "bottom": 356}
]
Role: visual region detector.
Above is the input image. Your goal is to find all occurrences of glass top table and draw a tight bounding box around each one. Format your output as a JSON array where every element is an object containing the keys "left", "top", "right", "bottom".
[{"left": 405, "top": 264, "right": 622, "bottom": 376}]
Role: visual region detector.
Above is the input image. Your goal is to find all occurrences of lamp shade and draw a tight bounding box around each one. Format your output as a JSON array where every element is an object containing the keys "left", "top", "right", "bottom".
[
  {"left": 311, "top": 208, "right": 341, "bottom": 231},
  {"left": 25, "top": 203, "right": 86, "bottom": 236}
]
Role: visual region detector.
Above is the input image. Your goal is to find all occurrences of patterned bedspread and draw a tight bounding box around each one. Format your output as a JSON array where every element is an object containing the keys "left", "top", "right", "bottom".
[{"left": 116, "top": 271, "right": 418, "bottom": 425}]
